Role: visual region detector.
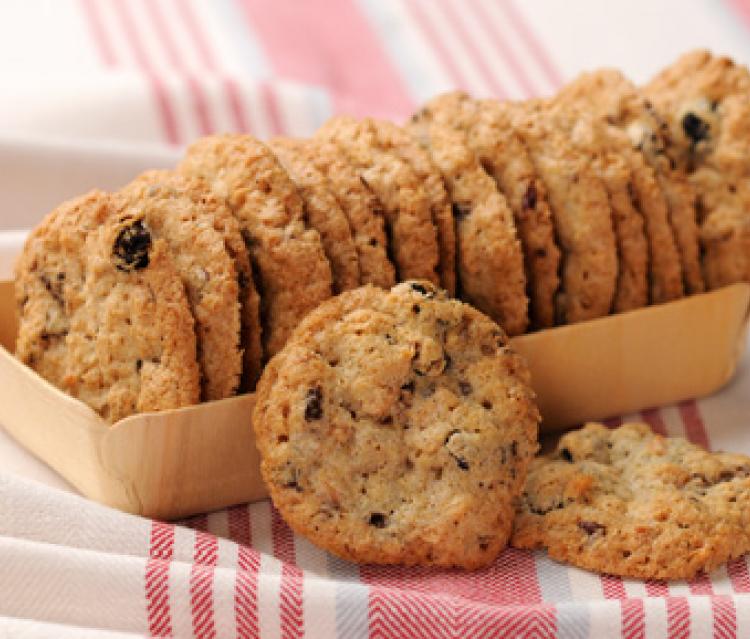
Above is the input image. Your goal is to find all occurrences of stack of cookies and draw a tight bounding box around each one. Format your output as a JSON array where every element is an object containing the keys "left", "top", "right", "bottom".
[{"left": 16, "top": 49, "right": 750, "bottom": 422}]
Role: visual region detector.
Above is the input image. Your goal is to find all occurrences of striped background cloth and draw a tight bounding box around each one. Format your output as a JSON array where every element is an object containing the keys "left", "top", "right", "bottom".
[{"left": 2, "top": 1, "right": 750, "bottom": 637}]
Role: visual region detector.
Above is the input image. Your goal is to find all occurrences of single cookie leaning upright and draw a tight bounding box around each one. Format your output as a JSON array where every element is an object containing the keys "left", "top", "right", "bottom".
[
  {"left": 16, "top": 190, "right": 201, "bottom": 422},
  {"left": 179, "top": 135, "right": 333, "bottom": 358},
  {"left": 513, "top": 422, "right": 750, "bottom": 580},
  {"left": 406, "top": 119, "right": 529, "bottom": 335},
  {"left": 557, "top": 68, "right": 698, "bottom": 297},
  {"left": 287, "top": 138, "right": 396, "bottom": 289},
  {"left": 317, "top": 116, "right": 441, "bottom": 286},
  {"left": 505, "top": 100, "right": 618, "bottom": 324},
  {"left": 358, "top": 119, "right": 457, "bottom": 296},
  {"left": 269, "top": 138, "right": 360, "bottom": 293},
  {"left": 411, "top": 92, "right": 560, "bottom": 329},
  {"left": 118, "top": 172, "right": 243, "bottom": 401},
  {"left": 253, "top": 281, "right": 540, "bottom": 568},
  {"left": 645, "top": 50, "right": 750, "bottom": 289}
]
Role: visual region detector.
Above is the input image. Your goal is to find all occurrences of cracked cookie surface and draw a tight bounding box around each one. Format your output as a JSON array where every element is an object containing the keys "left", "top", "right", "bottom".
[
  {"left": 512, "top": 422, "right": 750, "bottom": 580},
  {"left": 253, "top": 281, "right": 539, "bottom": 568}
]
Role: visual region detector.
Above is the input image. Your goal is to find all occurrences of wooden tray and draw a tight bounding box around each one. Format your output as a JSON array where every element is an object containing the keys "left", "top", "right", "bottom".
[{"left": 1, "top": 278, "right": 748, "bottom": 520}]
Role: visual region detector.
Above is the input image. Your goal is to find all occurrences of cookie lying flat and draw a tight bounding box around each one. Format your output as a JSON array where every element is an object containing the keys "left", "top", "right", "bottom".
[
  {"left": 179, "top": 135, "right": 333, "bottom": 358},
  {"left": 558, "top": 68, "right": 698, "bottom": 297},
  {"left": 507, "top": 101, "right": 618, "bottom": 324},
  {"left": 407, "top": 119, "right": 529, "bottom": 335},
  {"left": 291, "top": 138, "right": 396, "bottom": 289},
  {"left": 16, "top": 190, "right": 201, "bottom": 422},
  {"left": 317, "top": 116, "right": 441, "bottom": 286},
  {"left": 412, "top": 92, "right": 560, "bottom": 329},
  {"left": 270, "top": 138, "right": 360, "bottom": 293},
  {"left": 254, "top": 281, "right": 540, "bottom": 568},
  {"left": 120, "top": 172, "right": 246, "bottom": 400},
  {"left": 513, "top": 422, "right": 750, "bottom": 580},
  {"left": 645, "top": 50, "right": 750, "bottom": 289}
]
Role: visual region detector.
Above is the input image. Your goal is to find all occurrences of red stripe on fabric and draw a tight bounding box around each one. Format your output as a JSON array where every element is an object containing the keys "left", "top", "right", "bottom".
[
  {"left": 228, "top": 506, "right": 261, "bottom": 639},
  {"left": 640, "top": 408, "right": 668, "bottom": 436},
  {"left": 145, "top": 522, "right": 175, "bottom": 638},
  {"left": 601, "top": 574, "right": 626, "bottom": 599},
  {"left": 678, "top": 400, "right": 710, "bottom": 449},
  {"left": 237, "top": 0, "right": 413, "bottom": 118},
  {"left": 271, "top": 506, "right": 304, "bottom": 639},
  {"left": 645, "top": 580, "right": 669, "bottom": 597},
  {"left": 727, "top": 557, "right": 750, "bottom": 593},
  {"left": 725, "top": 0, "right": 750, "bottom": 30},
  {"left": 666, "top": 597, "right": 690, "bottom": 639},
  {"left": 111, "top": 0, "right": 181, "bottom": 144},
  {"left": 434, "top": 0, "right": 509, "bottom": 99},
  {"left": 79, "top": 0, "right": 117, "bottom": 66},
  {"left": 173, "top": 0, "right": 250, "bottom": 133},
  {"left": 712, "top": 595, "right": 738, "bottom": 639},
  {"left": 688, "top": 572, "right": 714, "bottom": 596},
  {"left": 405, "top": 0, "right": 467, "bottom": 91},
  {"left": 143, "top": 0, "right": 214, "bottom": 136},
  {"left": 621, "top": 598, "right": 645, "bottom": 639},
  {"left": 467, "top": 0, "right": 539, "bottom": 97},
  {"left": 497, "top": 0, "right": 563, "bottom": 89},
  {"left": 190, "top": 530, "right": 219, "bottom": 639}
]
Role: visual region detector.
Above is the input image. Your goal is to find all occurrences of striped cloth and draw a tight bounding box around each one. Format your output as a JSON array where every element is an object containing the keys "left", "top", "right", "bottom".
[{"left": 2, "top": 1, "right": 750, "bottom": 637}]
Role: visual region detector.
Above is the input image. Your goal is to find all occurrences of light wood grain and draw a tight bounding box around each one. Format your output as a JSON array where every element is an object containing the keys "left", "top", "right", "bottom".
[{"left": 1, "top": 279, "right": 748, "bottom": 519}]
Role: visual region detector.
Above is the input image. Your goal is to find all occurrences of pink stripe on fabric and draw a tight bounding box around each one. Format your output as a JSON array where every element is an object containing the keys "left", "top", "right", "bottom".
[
  {"left": 237, "top": 0, "right": 413, "bottom": 117},
  {"left": 143, "top": 0, "right": 214, "bottom": 136},
  {"left": 434, "top": 0, "right": 509, "bottom": 98},
  {"left": 725, "top": 0, "right": 750, "bottom": 30},
  {"left": 174, "top": 0, "right": 250, "bottom": 133},
  {"left": 190, "top": 530, "right": 219, "bottom": 639},
  {"left": 467, "top": 0, "right": 539, "bottom": 97},
  {"left": 261, "top": 82, "right": 285, "bottom": 136},
  {"left": 111, "top": 0, "right": 181, "bottom": 144},
  {"left": 640, "top": 408, "right": 667, "bottom": 436},
  {"left": 727, "top": 558, "right": 750, "bottom": 593},
  {"left": 678, "top": 400, "right": 710, "bottom": 449},
  {"left": 271, "top": 507, "right": 304, "bottom": 639},
  {"left": 601, "top": 574, "right": 626, "bottom": 599},
  {"left": 712, "top": 595, "right": 738, "bottom": 639},
  {"left": 79, "top": 0, "right": 117, "bottom": 66},
  {"left": 645, "top": 580, "right": 669, "bottom": 597},
  {"left": 688, "top": 573, "right": 714, "bottom": 596},
  {"left": 404, "top": 0, "right": 468, "bottom": 91},
  {"left": 621, "top": 598, "right": 645, "bottom": 639},
  {"left": 666, "top": 597, "right": 690, "bottom": 639},
  {"left": 226, "top": 506, "right": 261, "bottom": 639},
  {"left": 145, "top": 522, "right": 175, "bottom": 638},
  {"left": 497, "top": 0, "right": 563, "bottom": 88}
]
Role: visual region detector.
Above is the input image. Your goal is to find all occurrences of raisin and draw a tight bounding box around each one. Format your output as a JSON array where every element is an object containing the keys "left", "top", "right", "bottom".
[
  {"left": 578, "top": 521, "right": 606, "bottom": 535},
  {"left": 304, "top": 386, "right": 323, "bottom": 421},
  {"left": 451, "top": 454, "right": 470, "bottom": 471},
  {"left": 369, "top": 512, "right": 387, "bottom": 528},
  {"left": 560, "top": 448, "right": 573, "bottom": 463},
  {"left": 682, "top": 112, "right": 709, "bottom": 144},
  {"left": 113, "top": 220, "right": 152, "bottom": 272},
  {"left": 401, "top": 380, "right": 415, "bottom": 393},
  {"left": 522, "top": 183, "right": 537, "bottom": 209},
  {"left": 412, "top": 303, "right": 421, "bottom": 314},
  {"left": 459, "top": 380, "right": 473, "bottom": 396}
]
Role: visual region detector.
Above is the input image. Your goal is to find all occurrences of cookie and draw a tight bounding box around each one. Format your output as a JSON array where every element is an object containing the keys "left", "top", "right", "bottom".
[
  {"left": 411, "top": 92, "right": 560, "bottom": 328},
  {"left": 316, "top": 116, "right": 441, "bottom": 286},
  {"left": 407, "top": 119, "right": 529, "bottom": 335},
  {"left": 546, "top": 102, "right": 649, "bottom": 312},
  {"left": 359, "top": 119, "right": 457, "bottom": 296},
  {"left": 119, "top": 172, "right": 242, "bottom": 400},
  {"left": 270, "top": 138, "right": 360, "bottom": 293},
  {"left": 555, "top": 70, "right": 692, "bottom": 300},
  {"left": 179, "top": 135, "right": 333, "bottom": 358},
  {"left": 505, "top": 100, "right": 618, "bottom": 324},
  {"left": 253, "top": 281, "right": 540, "bottom": 568},
  {"left": 512, "top": 422, "right": 750, "bottom": 580},
  {"left": 16, "top": 190, "right": 201, "bottom": 422},
  {"left": 290, "top": 138, "right": 396, "bottom": 289},
  {"left": 645, "top": 50, "right": 750, "bottom": 289}
]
